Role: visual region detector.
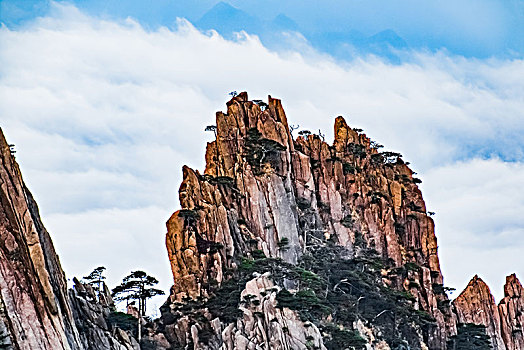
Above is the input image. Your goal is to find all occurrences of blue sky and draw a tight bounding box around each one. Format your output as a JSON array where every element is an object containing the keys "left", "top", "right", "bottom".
[
  {"left": 2, "top": 0, "right": 523, "bottom": 59},
  {"left": 0, "top": 1, "right": 523, "bottom": 310}
]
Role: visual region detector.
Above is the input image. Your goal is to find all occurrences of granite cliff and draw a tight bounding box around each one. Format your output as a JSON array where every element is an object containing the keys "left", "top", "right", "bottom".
[
  {"left": 0, "top": 129, "right": 139, "bottom": 350},
  {"left": 452, "top": 274, "right": 524, "bottom": 350},
  {"left": 160, "top": 92, "right": 456, "bottom": 349},
  {"left": 159, "top": 93, "right": 522, "bottom": 350},
  {"left": 0, "top": 92, "right": 522, "bottom": 350}
]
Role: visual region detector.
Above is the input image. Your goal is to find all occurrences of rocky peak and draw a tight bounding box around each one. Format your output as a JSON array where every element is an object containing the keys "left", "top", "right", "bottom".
[
  {"left": 498, "top": 274, "right": 524, "bottom": 350},
  {"left": 163, "top": 93, "right": 457, "bottom": 349},
  {"left": 167, "top": 93, "right": 303, "bottom": 302},
  {"left": 503, "top": 274, "right": 522, "bottom": 299},
  {"left": 452, "top": 273, "right": 524, "bottom": 350},
  {"left": 453, "top": 275, "right": 506, "bottom": 349}
]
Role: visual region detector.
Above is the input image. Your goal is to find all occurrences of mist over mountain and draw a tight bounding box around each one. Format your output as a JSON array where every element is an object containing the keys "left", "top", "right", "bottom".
[
  {"left": 2, "top": 0, "right": 523, "bottom": 60},
  {"left": 0, "top": 1, "right": 522, "bottom": 349}
]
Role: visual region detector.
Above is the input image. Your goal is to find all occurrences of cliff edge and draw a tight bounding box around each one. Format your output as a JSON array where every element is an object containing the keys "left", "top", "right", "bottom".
[
  {"left": 161, "top": 92, "right": 458, "bottom": 349},
  {"left": 0, "top": 129, "right": 139, "bottom": 350}
]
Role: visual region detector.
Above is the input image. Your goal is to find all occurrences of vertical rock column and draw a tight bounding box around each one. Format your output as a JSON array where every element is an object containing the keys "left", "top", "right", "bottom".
[
  {"left": 453, "top": 275, "right": 507, "bottom": 350},
  {"left": 498, "top": 274, "right": 524, "bottom": 350},
  {"left": 166, "top": 93, "right": 304, "bottom": 301}
]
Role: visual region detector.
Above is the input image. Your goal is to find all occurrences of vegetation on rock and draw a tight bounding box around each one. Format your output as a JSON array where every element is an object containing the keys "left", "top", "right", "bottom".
[
  {"left": 447, "top": 323, "right": 493, "bottom": 350},
  {"left": 83, "top": 266, "right": 106, "bottom": 297},
  {"left": 244, "top": 127, "right": 286, "bottom": 173},
  {"left": 112, "top": 270, "right": 165, "bottom": 315}
]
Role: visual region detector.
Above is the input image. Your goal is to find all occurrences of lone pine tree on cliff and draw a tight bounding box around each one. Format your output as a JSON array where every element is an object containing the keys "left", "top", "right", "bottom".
[
  {"left": 111, "top": 270, "right": 164, "bottom": 315},
  {"left": 83, "top": 266, "right": 106, "bottom": 298},
  {"left": 111, "top": 270, "right": 165, "bottom": 340}
]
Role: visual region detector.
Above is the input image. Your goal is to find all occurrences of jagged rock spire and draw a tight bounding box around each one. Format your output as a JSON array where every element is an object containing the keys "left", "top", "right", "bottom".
[
  {"left": 453, "top": 275, "right": 506, "bottom": 349},
  {"left": 164, "top": 93, "right": 455, "bottom": 349},
  {"left": 499, "top": 274, "right": 524, "bottom": 350},
  {"left": 453, "top": 273, "right": 524, "bottom": 350}
]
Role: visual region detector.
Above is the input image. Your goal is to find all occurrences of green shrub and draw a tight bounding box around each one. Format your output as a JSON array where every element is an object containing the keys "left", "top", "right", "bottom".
[
  {"left": 404, "top": 262, "right": 421, "bottom": 272},
  {"left": 207, "top": 176, "right": 235, "bottom": 186},
  {"left": 252, "top": 249, "right": 266, "bottom": 259},
  {"left": 177, "top": 209, "right": 199, "bottom": 223},
  {"left": 340, "top": 215, "right": 354, "bottom": 228},
  {"left": 107, "top": 311, "right": 137, "bottom": 335},
  {"left": 447, "top": 323, "right": 492, "bottom": 349},
  {"left": 347, "top": 143, "right": 367, "bottom": 158},
  {"left": 244, "top": 128, "right": 286, "bottom": 173},
  {"left": 437, "top": 299, "right": 451, "bottom": 311},
  {"left": 278, "top": 237, "right": 290, "bottom": 250},
  {"left": 322, "top": 324, "right": 367, "bottom": 350},
  {"left": 276, "top": 288, "right": 331, "bottom": 322},
  {"left": 343, "top": 162, "right": 356, "bottom": 175}
]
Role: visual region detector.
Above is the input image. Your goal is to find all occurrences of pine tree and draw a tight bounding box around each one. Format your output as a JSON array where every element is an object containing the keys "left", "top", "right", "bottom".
[
  {"left": 447, "top": 323, "right": 493, "bottom": 350},
  {"left": 83, "top": 266, "right": 106, "bottom": 298},
  {"left": 111, "top": 270, "right": 165, "bottom": 341}
]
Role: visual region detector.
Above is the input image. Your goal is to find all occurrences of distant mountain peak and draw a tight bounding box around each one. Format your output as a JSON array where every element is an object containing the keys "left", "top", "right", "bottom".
[
  {"left": 369, "top": 29, "right": 408, "bottom": 48},
  {"left": 196, "top": 1, "right": 260, "bottom": 34},
  {"left": 272, "top": 13, "right": 299, "bottom": 31},
  {"left": 208, "top": 1, "right": 240, "bottom": 13}
]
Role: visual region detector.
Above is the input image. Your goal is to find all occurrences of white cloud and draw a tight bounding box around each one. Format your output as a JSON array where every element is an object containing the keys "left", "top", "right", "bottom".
[
  {"left": 0, "top": 3, "right": 522, "bottom": 308},
  {"left": 422, "top": 159, "right": 524, "bottom": 300}
]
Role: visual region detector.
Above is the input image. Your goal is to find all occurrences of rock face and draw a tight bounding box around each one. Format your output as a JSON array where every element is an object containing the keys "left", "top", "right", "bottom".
[
  {"left": 2, "top": 93, "right": 521, "bottom": 350},
  {"left": 453, "top": 274, "right": 524, "bottom": 350},
  {"left": 453, "top": 275, "right": 506, "bottom": 349},
  {"left": 0, "top": 128, "right": 138, "bottom": 350},
  {"left": 221, "top": 273, "right": 326, "bottom": 350},
  {"left": 499, "top": 274, "right": 524, "bottom": 350},
  {"left": 166, "top": 93, "right": 302, "bottom": 303},
  {"left": 69, "top": 278, "right": 140, "bottom": 350},
  {"left": 163, "top": 93, "right": 457, "bottom": 349}
]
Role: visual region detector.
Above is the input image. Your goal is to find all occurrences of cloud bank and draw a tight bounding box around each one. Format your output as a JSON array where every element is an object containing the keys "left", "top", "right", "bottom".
[
  {"left": 0, "top": 3, "right": 523, "bottom": 304},
  {"left": 3, "top": 0, "right": 523, "bottom": 58}
]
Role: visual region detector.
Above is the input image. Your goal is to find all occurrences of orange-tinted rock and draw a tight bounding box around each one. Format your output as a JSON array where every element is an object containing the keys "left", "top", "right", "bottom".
[
  {"left": 498, "top": 274, "right": 524, "bottom": 350},
  {"left": 453, "top": 275, "right": 506, "bottom": 350},
  {"left": 165, "top": 93, "right": 455, "bottom": 348},
  {"left": 0, "top": 128, "right": 76, "bottom": 349}
]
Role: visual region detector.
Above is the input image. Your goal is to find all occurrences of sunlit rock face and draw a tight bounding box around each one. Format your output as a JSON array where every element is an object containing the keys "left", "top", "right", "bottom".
[
  {"left": 453, "top": 275, "right": 506, "bottom": 350},
  {"left": 166, "top": 92, "right": 302, "bottom": 303},
  {"left": 452, "top": 274, "right": 524, "bottom": 350},
  {"left": 498, "top": 274, "right": 524, "bottom": 350},
  {"left": 0, "top": 129, "right": 138, "bottom": 350},
  {"left": 164, "top": 93, "right": 458, "bottom": 349}
]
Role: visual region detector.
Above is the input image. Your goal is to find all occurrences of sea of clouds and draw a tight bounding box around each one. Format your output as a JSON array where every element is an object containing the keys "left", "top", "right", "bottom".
[{"left": 1, "top": 3, "right": 523, "bottom": 310}]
